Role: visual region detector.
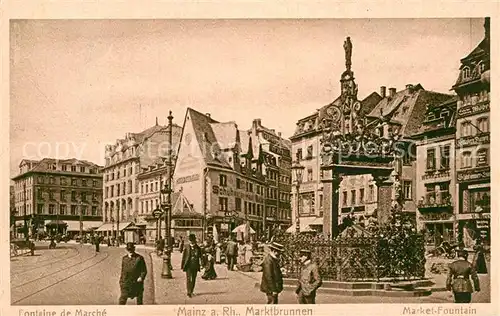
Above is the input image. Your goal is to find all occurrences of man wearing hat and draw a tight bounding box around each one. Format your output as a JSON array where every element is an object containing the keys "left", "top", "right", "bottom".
[
  {"left": 119, "top": 242, "right": 148, "bottom": 305},
  {"left": 181, "top": 234, "right": 203, "bottom": 297},
  {"left": 295, "top": 249, "right": 322, "bottom": 304},
  {"left": 260, "top": 242, "right": 284, "bottom": 304},
  {"left": 446, "top": 249, "right": 480, "bottom": 303}
]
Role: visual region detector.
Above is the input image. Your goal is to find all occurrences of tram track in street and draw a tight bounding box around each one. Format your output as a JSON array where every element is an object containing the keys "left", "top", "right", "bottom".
[
  {"left": 11, "top": 246, "right": 80, "bottom": 275},
  {"left": 12, "top": 248, "right": 98, "bottom": 289},
  {"left": 12, "top": 251, "right": 110, "bottom": 305}
]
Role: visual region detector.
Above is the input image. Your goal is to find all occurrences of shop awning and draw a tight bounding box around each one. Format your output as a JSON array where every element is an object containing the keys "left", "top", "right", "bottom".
[
  {"left": 45, "top": 220, "right": 67, "bottom": 227},
  {"left": 96, "top": 222, "right": 133, "bottom": 232},
  {"left": 285, "top": 222, "right": 315, "bottom": 233},
  {"left": 66, "top": 221, "right": 101, "bottom": 231}
]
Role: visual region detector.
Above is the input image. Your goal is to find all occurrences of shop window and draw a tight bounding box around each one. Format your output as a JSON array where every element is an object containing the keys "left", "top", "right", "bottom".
[{"left": 470, "top": 189, "right": 490, "bottom": 213}]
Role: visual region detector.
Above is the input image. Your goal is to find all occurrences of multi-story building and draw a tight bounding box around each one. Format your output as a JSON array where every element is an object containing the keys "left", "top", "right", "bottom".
[
  {"left": 410, "top": 97, "right": 457, "bottom": 245},
  {"left": 291, "top": 38, "right": 454, "bottom": 235},
  {"left": 10, "top": 185, "right": 15, "bottom": 238},
  {"left": 290, "top": 91, "right": 382, "bottom": 233},
  {"left": 99, "top": 119, "right": 182, "bottom": 241},
  {"left": 136, "top": 158, "right": 173, "bottom": 243},
  {"left": 173, "top": 108, "right": 291, "bottom": 241},
  {"left": 248, "top": 119, "right": 293, "bottom": 235},
  {"left": 11, "top": 158, "right": 103, "bottom": 238},
  {"left": 452, "top": 18, "right": 490, "bottom": 247}
]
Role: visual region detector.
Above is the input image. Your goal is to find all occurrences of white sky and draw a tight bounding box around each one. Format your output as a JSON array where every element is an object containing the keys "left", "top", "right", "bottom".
[{"left": 10, "top": 18, "right": 485, "bottom": 177}]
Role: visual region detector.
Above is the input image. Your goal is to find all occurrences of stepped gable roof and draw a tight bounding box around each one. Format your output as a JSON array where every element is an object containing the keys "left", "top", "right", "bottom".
[
  {"left": 413, "top": 96, "right": 458, "bottom": 136},
  {"left": 186, "top": 108, "right": 231, "bottom": 169}
]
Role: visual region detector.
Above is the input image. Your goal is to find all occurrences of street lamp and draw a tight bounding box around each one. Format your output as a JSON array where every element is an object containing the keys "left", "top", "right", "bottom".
[
  {"left": 291, "top": 156, "right": 305, "bottom": 234},
  {"left": 153, "top": 207, "right": 163, "bottom": 241},
  {"left": 78, "top": 198, "right": 84, "bottom": 244},
  {"left": 160, "top": 111, "right": 174, "bottom": 279}
]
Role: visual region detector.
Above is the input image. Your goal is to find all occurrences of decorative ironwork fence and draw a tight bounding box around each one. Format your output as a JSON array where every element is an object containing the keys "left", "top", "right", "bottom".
[{"left": 274, "top": 227, "right": 426, "bottom": 282}]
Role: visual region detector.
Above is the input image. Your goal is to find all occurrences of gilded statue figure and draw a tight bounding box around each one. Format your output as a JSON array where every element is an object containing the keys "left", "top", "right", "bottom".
[{"left": 344, "top": 37, "right": 353, "bottom": 70}]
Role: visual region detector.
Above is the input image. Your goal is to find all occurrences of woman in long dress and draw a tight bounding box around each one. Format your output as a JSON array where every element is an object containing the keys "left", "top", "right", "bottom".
[
  {"left": 237, "top": 241, "right": 246, "bottom": 265},
  {"left": 202, "top": 244, "right": 217, "bottom": 280}
]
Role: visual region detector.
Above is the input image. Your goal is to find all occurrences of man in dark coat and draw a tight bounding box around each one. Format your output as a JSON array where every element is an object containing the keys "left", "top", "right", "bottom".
[
  {"left": 119, "top": 242, "right": 147, "bottom": 305},
  {"left": 446, "top": 249, "right": 480, "bottom": 303},
  {"left": 181, "top": 234, "right": 203, "bottom": 297},
  {"left": 94, "top": 234, "right": 101, "bottom": 252},
  {"left": 260, "top": 242, "right": 284, "bottom": 304},
  {"left": 295, "top": 249, "right": 322, "bottom": 304},
  {"left": 225, "top": 236, "right": 238, "bottom": 271}
]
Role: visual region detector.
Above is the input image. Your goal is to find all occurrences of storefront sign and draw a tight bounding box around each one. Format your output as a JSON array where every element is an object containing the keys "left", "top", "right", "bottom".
[
  {"left": 457, "top": 167, "right": 490, "bottom": 183},
  {"left": 457, "top": 102, "right": 489, "bottom": 118},
  {"left": 420, "top": 211, "right": 453, "bottom": 221},
  {"left": 476, "top": 150, "right": 488, "bottom": 166},
  {"left": 212, "top": 185, "right": 264, "bottom": 203},
  {"left": 176, "top": 174, "right": 200, "bottom": 184},
  {"left": 456, "top": 133, "right": 490, "bottom": 148},
  {"left": 476, "top": 220, "right": 489, "bottom": 229}
]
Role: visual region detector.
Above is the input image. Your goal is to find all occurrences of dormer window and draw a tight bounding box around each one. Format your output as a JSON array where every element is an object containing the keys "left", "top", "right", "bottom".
[
  {"left": 478, "top": 62, "right": 485, "bottom": 73},
  {"left": 463, "top": 67, "right": 471, "bottom": 79}
]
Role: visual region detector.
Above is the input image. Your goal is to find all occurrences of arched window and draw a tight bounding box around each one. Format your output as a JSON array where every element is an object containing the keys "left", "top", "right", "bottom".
[{"left": 461, "top": 151, "right": 472, "bottom": 169}]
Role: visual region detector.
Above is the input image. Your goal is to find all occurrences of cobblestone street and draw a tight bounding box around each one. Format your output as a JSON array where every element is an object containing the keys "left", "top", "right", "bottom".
[{"left": 10, "top": 242, "right": 490, "bottom": 305}]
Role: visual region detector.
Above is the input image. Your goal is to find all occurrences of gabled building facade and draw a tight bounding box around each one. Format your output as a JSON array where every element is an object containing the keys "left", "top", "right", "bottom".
[
  {"left": 410, "top": 97, "right": 457, "bottom": 245},
  {"left": 173, "top": 108, "right": 291, "bottom": 241},
  {"left": 452, "top": 18, "right": 490, "bottom": 247},
  {"left": 291, "top": 37, "right": 454, "bottom": 236}
]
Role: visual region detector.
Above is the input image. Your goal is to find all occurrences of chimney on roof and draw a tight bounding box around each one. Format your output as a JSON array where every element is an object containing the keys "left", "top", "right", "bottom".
[
  {"left": 253, "top": 119, "right": 262, "bottom": 128},
  {"left": 271, "top": 129, "right": 275, "bottom": 133},
  {"left": 485, "top": 17, "right": 490, "bottom": 39},
  {"left": 278, "top": 132, "right": 282, "bottom": 137},
  {"left": 389, "top": 88, "right": 396, "bottom": 98},
  {"left": 406, "top": 84, "right": 414, "bottom": 92},
  {"left": 205, "top": 113, "right": 211, "bottom": 118},
  {"left": 380, "top": 86, "right": 386, "bottom": 98}
]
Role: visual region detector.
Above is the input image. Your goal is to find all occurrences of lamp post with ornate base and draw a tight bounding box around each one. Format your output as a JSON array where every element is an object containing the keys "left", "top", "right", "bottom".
[
  {"left": 161, "top": 111, "right": 174, "bottom": 279},
  {"left": 291, "top": 156, "right": 305, "bottom": 234}
]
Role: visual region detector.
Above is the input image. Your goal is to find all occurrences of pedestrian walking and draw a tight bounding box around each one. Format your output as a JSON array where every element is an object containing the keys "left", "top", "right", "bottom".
[
  {"left": 295, "top": 249, "right": 322, "bottom": 304},
  {"left": 181, "top": 234, "right": 203, "bottom": 297},
  {"left": 119, "top": 242, "right": 147, "bottom": 305},
  {"left": 260, "top": 242, "right": 284, "bottom": 304},
  {"left": 202, "top": 243, "right": 217, "bottom": 280},
  {"left": 179, "top": 237, "right": 184, "bottom": 253},
  {"left": 94, "top": 234, "right": 101, "bottom": 252},
  {"left": 225, "top": 236, "right": 238, "bottom": 271},
  {"left": 472, "top": 240, "right": 488, "bottom": 274},
  {"left": 446, "top": 249, "right": 480, "bottom": 303}
]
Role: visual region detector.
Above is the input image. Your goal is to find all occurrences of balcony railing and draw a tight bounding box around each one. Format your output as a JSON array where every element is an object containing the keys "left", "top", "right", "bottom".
[{"left": 418, "top": 191, "right": 452, "bottom": 209}]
